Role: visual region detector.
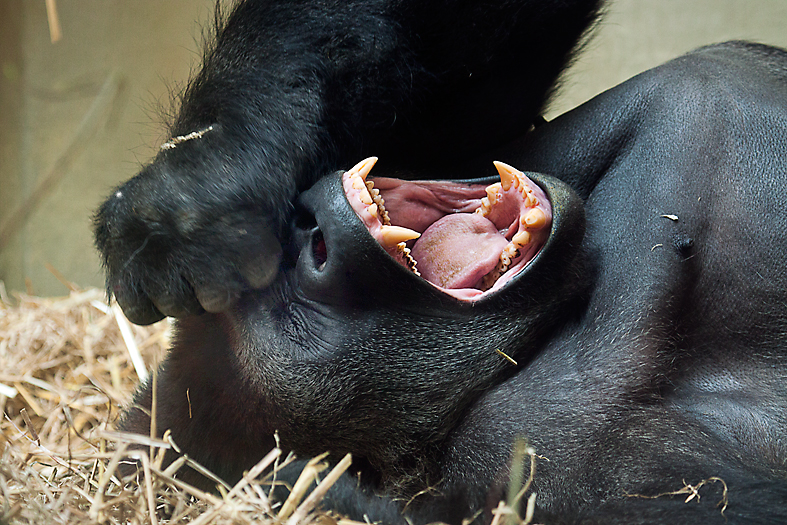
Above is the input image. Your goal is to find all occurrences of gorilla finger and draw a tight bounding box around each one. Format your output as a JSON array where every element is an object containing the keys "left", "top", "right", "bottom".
[
  {"left": 194, "top": 285, "right": 241, "bottom": 313},
  {"left": 241, "top": 249, "right": 282, "bottom": 289},
  {"left": 147, "top": 272, "right": 204, "bottom": 318},
  {"left": 150, "top": 288, "right": 204, "bottom": 318},
  {"left": 113, "top": 285, "right": 166, "bottom": 325}
]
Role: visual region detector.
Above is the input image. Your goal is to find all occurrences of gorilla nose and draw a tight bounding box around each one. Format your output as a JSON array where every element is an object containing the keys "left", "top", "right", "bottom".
[{"left": 294, "top": 169, "right": 415, "bottom": 307}]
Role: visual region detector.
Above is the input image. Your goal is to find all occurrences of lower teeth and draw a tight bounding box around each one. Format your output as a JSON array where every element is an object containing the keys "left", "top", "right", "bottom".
[
  {"left": 398, "top": 242, "right": 421, "bottom": 276},
  {"left": 345, "top": 158, "right": 551, "bottom": 293}
]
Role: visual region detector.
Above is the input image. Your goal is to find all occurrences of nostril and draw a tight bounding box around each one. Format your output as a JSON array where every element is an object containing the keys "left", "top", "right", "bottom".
[
  {"left": 312, "top": 230, "right": 327, "bottom": 270},
  {"left": 291, "top": 204, "right": 326, "bottom": 270}
]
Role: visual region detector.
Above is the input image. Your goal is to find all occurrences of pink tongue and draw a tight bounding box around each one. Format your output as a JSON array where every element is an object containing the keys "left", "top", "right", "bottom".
[{"left": 411, "top": 213, "right": 508, "bottom": 289}]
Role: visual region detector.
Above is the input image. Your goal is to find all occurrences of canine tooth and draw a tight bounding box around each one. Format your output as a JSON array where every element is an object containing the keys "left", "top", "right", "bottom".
[
  {"left": 493, "top": 161, "right": 520, "bottom": 191},
  {"left": 381, "top": 225, "right": 420, "bottom": 246},
  {"left": 522, "top": 208, "right": 547, "bottom": 229},
  {"left": 357, "top": 157, "right": 378, "bottom": 180},
  {"left": 348, "top": 157, "right": 378, "bottom": 180},
  {"left": 367, "top": 203, "right": 378, "bottom": 217},
  {"left": 512, "top": 230, "right": 531, "bottom": 247}
]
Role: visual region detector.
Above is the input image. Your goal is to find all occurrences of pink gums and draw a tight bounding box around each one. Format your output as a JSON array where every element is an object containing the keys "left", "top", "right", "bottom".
[{"left": 343, "top": 167, "right": 552, "bottom": 301}]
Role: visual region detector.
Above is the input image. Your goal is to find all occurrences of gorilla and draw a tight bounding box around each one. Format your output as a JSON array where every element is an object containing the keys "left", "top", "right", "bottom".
[{"left": 94, "top": 0, "right": 787, "bottom": 522}]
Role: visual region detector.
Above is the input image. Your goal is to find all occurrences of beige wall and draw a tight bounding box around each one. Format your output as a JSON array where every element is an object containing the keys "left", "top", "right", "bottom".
[
  {"left": 550, "top": 0, "right": 787, "bottom": 118},
  {"left": 0, "top": 0, "right": 215, "bottom": 295},
  {"left": 0, "top": 1, "right": 25, "bottom": 295},
  {"left": 1, "top": 0, "right": 786, "bottom": 296}
]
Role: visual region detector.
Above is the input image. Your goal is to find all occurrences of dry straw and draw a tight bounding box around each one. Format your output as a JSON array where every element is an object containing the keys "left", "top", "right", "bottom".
[{"left": 0, "top": 284, "right": 358, "bottom": 525}]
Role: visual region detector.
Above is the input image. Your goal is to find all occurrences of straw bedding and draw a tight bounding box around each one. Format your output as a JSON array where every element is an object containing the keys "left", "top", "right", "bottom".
[{"left": 0, "top": 284, "right": 360, "bottom": 525}]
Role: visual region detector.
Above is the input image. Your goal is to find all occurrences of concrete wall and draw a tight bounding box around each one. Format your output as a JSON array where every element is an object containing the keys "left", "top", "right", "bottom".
[{"left": 1, "top": 0, "right": 785, "bottom": 296}]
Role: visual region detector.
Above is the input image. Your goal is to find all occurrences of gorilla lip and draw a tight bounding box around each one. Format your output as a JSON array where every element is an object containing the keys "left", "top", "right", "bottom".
[{"left": 342, "top": 157, "right": 552, "bottom": 300}]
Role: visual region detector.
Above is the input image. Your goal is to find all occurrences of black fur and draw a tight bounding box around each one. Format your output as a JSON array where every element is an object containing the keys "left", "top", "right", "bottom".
[
  {"left": 94, "top": 0, "right": 601, "bottom": 325},
  {"left": 94, "top": 1, "right": 787, "bottom": 523}
]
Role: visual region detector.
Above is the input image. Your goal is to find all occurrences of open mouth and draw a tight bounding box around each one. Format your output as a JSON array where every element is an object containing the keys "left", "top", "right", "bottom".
[{"left": 342, "top": 157, "right": 552, "bottom": 300}]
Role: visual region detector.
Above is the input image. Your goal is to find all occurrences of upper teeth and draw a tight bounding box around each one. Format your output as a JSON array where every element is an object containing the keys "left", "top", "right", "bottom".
[
  {"left": 366, "top": 181, "right": 391, "bottom": 226},
  {"left": 346, "top": 157, "right": 549, "bottom": 289},
  {"left": 522, "top": 208, "right": 547, "bottom": 229},
  {"left": 495, "top": 160, "right": 516, "bottom": 191},
  {"left": 348, "top": 156, "right": 378, "bottom": 181}
]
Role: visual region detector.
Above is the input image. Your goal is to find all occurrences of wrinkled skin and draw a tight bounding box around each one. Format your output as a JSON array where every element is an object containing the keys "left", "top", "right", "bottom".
[{"left": 94, "top": 0, "right": 787, "bottom": 523}]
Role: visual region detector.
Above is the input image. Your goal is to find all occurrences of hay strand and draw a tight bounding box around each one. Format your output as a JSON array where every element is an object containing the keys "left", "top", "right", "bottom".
[
  {"left": 0, "top": 285, "right": 345, "bottom": 524},
  {"left": 45, "top": 0, "right": 62, "bottom": 43}
]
